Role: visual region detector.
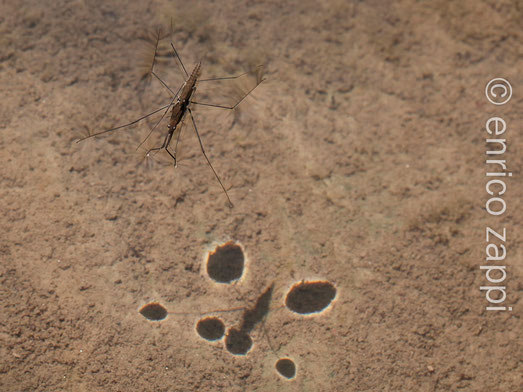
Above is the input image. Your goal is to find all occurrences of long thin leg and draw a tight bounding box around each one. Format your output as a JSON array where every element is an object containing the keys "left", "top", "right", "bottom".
[
  {"left": 163, "top": 147, "right": 176, "bottom": 163},
  {"left": 188, "top": 108, "right": 233, "bottom": 208},
  {"left": 198, "top": 65, "right": 264, "bottom": 82},
  {"left": 76, "top": 103, "right": 172, "bottom": 142},
  {"left": 151, "top": 71, "right": 179, "bottom": 97},
  {"left": 190, "top": 81, "right": 264, "bottom": 110},
  {"left": 146, "top": 142, "right": 177, "bottom": 164}
]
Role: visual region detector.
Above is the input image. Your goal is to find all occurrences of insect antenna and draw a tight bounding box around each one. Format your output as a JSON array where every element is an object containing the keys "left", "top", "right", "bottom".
[
  {"left": 171, "top": 42, "right": 189, "bottom": 78},
  {"left": 166, "top": 16, "right": 190, "bottom": 78}
]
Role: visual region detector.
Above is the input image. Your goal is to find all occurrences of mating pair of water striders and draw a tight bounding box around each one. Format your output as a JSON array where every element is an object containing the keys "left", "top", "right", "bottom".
[{"left": 77, "top": 28, "right": 265, "bottom": 208}]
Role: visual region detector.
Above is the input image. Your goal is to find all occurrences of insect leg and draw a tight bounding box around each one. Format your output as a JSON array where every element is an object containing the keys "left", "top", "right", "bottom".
[
  {"left": 190, "top": 81, "right": 264, "bottom": 110},
  {"left": 192, "top": 65, "right": 265, "bottom": 109},
  {"left": 198, "top": 65, "right": 264, "bottom": 82},
  {"left": 187, "top": 108, "right": 233, "bottom": 208},
  {"left": 76, "top": 103, "right": 172, "bottom": 142},
  {"left": 145, "top": 127, "right": 173, "bottom": 159},
  {"left": 162, "top": 127, "right": 177, "bottom": 164},
  {"left": 151, "top": 71, "right": 179, "bottom": 97}
]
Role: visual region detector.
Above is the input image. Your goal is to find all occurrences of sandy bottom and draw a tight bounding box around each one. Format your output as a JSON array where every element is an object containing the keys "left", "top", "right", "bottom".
[{"left": 0, "top": 0, "right": 521, "bottom": 391}]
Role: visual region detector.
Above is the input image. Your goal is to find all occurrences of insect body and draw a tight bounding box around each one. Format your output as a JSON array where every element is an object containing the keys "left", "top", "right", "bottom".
[
  {"left": 171, "top": 62, "right": 200, "bottom": 133},
  {"left": 146, "top": 61, "right": 201, "bottom": 166}
]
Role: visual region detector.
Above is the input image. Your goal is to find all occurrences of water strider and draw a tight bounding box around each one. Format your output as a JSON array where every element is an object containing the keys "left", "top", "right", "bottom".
[{"left": 77, "top": 29, "right": 265, "bottom": 207}]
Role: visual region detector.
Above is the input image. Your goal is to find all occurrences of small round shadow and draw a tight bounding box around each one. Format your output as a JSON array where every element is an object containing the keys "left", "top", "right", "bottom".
[
  {"left": 285, "top": 281, "right": 336, "bottom": 314},
  {"left": 275, "top": 358, "right": 296, "bottom": 379},
  {"left": 225, "top": 328, "right": 252, "bottom": 355},
  {"left": 206, "top": 241, "right": 245, "bottom": 283},
  {"left": 196, "top": 317, "right": 225, "bottom": 341},
  {"left": 139, "top": 302, "right": 168, "bottom": 321}
]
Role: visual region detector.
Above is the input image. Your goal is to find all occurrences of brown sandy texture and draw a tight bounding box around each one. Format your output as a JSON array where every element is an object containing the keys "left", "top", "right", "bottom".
[{"left": 1, "top": 0, "right": 522, "bottom": 391}]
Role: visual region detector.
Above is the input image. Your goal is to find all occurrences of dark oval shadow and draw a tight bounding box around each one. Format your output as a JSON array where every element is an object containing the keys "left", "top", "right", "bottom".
[
  {"left": 225, "top": 327, "right": 252, "bottom": 355},
  {"left": 196, "top": 317, "right": 225, "bottom": 341},
  {"left": 139, "top": 302, "right": 168, "bottom": 321},
  {"left": 276, "top": 358, "right": 296, "bottom": 379},
  {"left": 285, "top": 281, "right": 337, "bottom": 314},
  {"left": 206, "top": 241, "right": 245, "bottom": 283}
]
